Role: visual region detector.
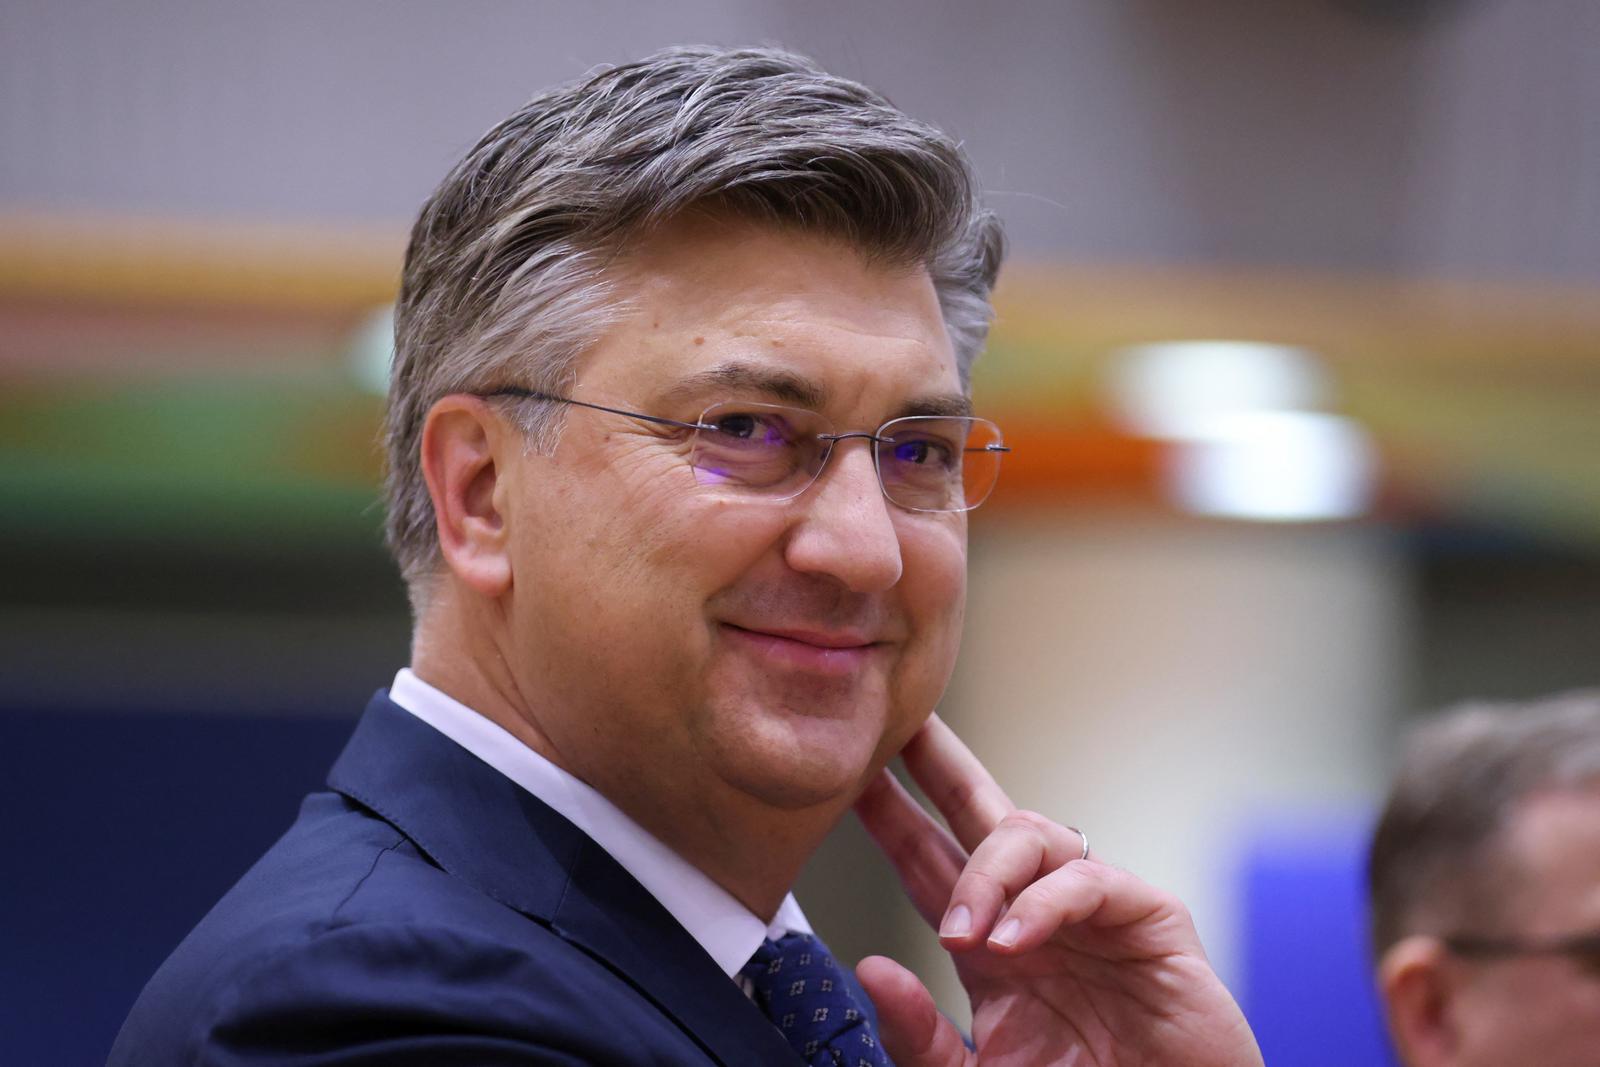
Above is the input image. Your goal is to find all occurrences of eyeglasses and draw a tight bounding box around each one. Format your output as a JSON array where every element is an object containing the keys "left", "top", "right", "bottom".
[
  {"left": 478, "top": 387, "right": 1009, "bottom": 513},
  {"left": 1443, "top": 931, "right": 1600, "bottom": 977}
]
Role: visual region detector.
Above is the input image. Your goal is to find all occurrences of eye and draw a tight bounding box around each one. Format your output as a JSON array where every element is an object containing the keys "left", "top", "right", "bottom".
[
  {"left": 890, "top": 437, "right": 954, "bottom": 467},
  {"left": 713, "top": 412, "right": 760, "bottom": 439},
  {"left": 894, "top": 440, "right": 930, "bottom": 464},
  {"left": 709, "top": 410, "right": 799, "bottom": 446}
]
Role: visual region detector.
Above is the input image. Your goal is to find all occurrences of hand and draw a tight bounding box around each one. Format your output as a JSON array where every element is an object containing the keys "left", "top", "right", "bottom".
[{"left": 852, "top": 714, "right": 1263, "bottom": 1066}]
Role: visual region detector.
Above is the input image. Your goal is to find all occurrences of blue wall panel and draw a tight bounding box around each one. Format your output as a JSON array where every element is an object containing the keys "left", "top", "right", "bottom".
[
  {"left": 1239, "top": 817, "right": 1400, "bottom": 1067},
  {"left": 0, "top": 707, "right": 356, "bottom": 1066}
]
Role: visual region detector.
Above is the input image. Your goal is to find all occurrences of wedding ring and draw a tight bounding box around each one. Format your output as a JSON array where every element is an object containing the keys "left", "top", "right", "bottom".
[{"left": 1067, "top": 826, "right": 1090, "bottom": 862}]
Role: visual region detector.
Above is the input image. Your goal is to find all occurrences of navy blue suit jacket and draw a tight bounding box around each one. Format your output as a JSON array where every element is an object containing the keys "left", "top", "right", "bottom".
[{"left": 110, "top": 693, "right": 841, "bottom": 1065}]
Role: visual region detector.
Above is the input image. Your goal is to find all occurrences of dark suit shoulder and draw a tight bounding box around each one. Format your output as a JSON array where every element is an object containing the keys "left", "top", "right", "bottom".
[
  {"left": 111, "top": 793, "right": 717, "bottom": 1065},
  {"left": 189, "top": 918, "right": 710, "bottom": 1065}
]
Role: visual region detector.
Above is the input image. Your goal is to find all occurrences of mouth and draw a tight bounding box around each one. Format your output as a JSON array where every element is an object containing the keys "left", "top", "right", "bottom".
[{"left": 719, "top": 623, "right": 884, "bottom": 677}]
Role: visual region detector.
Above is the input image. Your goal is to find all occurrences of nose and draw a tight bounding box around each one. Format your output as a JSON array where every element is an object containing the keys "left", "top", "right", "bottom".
[{"left": 782, "top": 441, "right": 903, "bottom": 592}]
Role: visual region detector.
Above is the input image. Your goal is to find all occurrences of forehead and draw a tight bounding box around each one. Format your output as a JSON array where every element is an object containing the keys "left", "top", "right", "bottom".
[
  {"left": 579, "top": 215, "right": 963, "bottom": 415},
  {"left": 1502, "top": 787, "right": 1600, "bottom": 930}
]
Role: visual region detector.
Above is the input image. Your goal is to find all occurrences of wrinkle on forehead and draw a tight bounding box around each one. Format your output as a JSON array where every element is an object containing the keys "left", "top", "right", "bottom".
[
  {"left": 732, "top": 311, "right": 948, "bottom": 348},
  {"left": 616, "top": 218, "right": 947, "bottom": 343},
  {"left": 590, "top": 216, "right": 964, "bottom": 420}
]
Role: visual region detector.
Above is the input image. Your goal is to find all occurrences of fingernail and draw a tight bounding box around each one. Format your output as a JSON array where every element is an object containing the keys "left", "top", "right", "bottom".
[
  {"left": 989, "top": 917, "right": 1021, "bottom": 948},
  {"left": 939, "top": 904, "right": 972, "bottom": 938}
]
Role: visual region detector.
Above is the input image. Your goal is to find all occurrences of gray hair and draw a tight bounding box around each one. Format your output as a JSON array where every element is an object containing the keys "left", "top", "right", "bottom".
[
  {"left": 383, "top": 45, "right": 1005, "bottom": 608},
  {"left": 1367, "top": 689, "right": 1600, "bottom": 955}
]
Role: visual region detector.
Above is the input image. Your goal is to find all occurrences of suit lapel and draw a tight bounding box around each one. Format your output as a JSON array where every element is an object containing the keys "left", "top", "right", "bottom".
[
  {"left": 327, "top": 693, "right": 799, "bottom": 1065},
  {"left": 551, "top": 830, "right": 802, "bottom": 1064}
]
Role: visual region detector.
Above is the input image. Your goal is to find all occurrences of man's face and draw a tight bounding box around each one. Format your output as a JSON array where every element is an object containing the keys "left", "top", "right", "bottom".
[
  {"left": 1440, "top": 787, "right": 1600, "bottom": 1067},
  {"left": 495, "top": 215, "right": 969, "bottom": 826}
]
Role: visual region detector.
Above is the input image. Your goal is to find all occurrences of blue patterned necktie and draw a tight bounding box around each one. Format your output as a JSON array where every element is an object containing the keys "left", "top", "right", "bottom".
[{"left": 740, "top": 931, "right": 893, "bottom": 1067}]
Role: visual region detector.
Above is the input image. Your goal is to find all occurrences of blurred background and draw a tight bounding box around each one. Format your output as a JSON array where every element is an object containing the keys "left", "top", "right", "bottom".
[{"left": 2, "top": 1, "right": 1597, "bottom": 1063}]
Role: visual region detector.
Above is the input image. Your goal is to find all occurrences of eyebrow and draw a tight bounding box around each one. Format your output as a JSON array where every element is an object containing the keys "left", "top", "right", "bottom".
[
  {"left": 899, "top": 393, "right": 973, "bottom": 419},
  {"left": 661, "top": 362, "right": 827, "bottom": 409},
  {"left": 661, "top": 359, "right": 972, "bottom": 420}
]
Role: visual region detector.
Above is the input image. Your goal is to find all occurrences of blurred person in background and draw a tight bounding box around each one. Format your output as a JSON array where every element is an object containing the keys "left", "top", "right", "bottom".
[
  {"left": 1369, "top": 690, "right": 1600, "bottom": 1067},
  {"left": 111, "top": 46, "right": 1260, "bottom": 1066}
]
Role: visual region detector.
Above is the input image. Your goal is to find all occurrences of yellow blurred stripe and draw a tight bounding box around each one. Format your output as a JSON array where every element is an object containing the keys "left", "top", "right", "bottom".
[{"left": 0, "top": 212, "right": 406, "bottom": 310}]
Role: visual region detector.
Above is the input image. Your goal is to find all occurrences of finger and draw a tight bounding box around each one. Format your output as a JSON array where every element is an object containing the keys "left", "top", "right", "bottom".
[
  {"left": 854, "top": 769, "right": 968, "bottom": 929},
  {"left": 855, "top": 955, "right": 972, "bottom": 1067},
  {"left": 938, "top": 809, "right": 1089, "bottom": 950},
  {"left": 984, "top": 858, "right": 1204, "bottom": 960},
  {"left": 899, "top": 714, "right": 1014, "bottom": 853}
]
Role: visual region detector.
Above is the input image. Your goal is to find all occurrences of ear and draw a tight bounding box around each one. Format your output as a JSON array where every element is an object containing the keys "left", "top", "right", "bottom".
[
  {"left": 1378, "top": 935, "right": 1458, "bottom": 1067},
  {"left": 419, "top": 394, "right": 518, "bottom": 598}
]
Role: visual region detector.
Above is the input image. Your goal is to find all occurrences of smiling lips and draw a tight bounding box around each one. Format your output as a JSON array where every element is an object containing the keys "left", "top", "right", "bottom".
[{"left": 721, "top": 623, "right": 882, "bottom": 677}]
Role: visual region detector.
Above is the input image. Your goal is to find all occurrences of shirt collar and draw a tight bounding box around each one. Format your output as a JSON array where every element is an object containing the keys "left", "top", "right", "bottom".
[{"left": 388, "top": 668, "right": 810, "bottom": 976}]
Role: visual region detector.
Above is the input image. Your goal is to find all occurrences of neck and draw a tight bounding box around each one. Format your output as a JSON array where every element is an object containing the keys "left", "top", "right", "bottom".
[
  {"left": 409, "top": 591, "right": 844, "bottom": 920},
  {"left": 602, "top": 760, "right": 844, "bottom": 919}
]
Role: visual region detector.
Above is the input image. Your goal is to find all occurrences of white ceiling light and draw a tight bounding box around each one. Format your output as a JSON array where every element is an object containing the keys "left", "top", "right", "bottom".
[
  {"left": 1106, "top": 340, "right": 1332, "bottom": 440},
  {"left": 1167, "top": 410, "right": 1377, "bottom": 522},
  {"left": 1105, "top": 340, "right": 1375, "bottom": 522}
]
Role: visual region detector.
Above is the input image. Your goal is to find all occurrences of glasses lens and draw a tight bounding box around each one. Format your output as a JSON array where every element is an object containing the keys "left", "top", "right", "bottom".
[
  {"left": 877, "top": 417, "right": 1004, "bottom": 512},
  {"left": 690, "top": 402, "right": 826, "bottom": 496}
]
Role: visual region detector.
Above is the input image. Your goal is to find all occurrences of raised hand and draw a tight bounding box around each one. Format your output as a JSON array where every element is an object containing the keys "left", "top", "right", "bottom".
[{"left": 852, "top": 715, "right": 1262, "bottom": 1066}]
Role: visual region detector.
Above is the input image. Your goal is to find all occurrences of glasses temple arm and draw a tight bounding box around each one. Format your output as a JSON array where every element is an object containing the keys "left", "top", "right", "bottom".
[{"left": 478, "top": 387, "right": 712, "bottom": 432}]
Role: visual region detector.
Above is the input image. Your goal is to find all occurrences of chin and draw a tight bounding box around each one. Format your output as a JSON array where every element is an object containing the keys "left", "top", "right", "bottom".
[{"left": 701, "top": 701, "right": 885, "bottom": 812}]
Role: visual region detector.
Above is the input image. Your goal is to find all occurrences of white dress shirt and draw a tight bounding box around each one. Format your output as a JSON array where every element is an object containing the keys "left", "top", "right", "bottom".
[{"left": 387, "top": 668, "right": 811, "bottom": 981}]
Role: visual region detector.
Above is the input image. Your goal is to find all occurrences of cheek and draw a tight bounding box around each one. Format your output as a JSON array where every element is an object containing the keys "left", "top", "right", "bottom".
[
  {"left": 902, "top": 518, "right": 968, "bottom": 644},
  {"left": 555, "top": 445, "right": 703, "bottom": 579},
  {"left": 509, "top": 454, "right": 688, "bottom": 635},
  {"left": 595, "top": 475, "right": 797, "bottom": 619},
  {"left": 1463, "top": 968, "right": 1600, "bottom": 1059},
  {"left": 890, "top": 519, "right": 968, "bottom": 703}
]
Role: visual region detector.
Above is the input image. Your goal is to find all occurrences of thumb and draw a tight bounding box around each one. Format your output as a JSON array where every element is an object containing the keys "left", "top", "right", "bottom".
[{"left": 855, "top": 955, "right": 971, "bottom": 1067}]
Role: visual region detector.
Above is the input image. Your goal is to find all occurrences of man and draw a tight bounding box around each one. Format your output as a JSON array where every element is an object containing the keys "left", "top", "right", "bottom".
[
  {"left": 1369, "top": 690, "right": 1600, "bottom": 1067},
  {"left": 113, "top": 46, "right": 1260, "bottom": 1065}
]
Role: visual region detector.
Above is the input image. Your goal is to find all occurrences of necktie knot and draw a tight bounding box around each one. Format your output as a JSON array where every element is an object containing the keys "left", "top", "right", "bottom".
[{"left": 740, "top": 932, "right": 892, "bottom": 1066}]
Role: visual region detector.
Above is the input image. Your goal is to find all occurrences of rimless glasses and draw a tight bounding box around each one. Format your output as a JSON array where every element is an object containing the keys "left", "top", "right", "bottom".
[{"left": 478, "top": 387, "right": 1010, "bottom": 514}]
